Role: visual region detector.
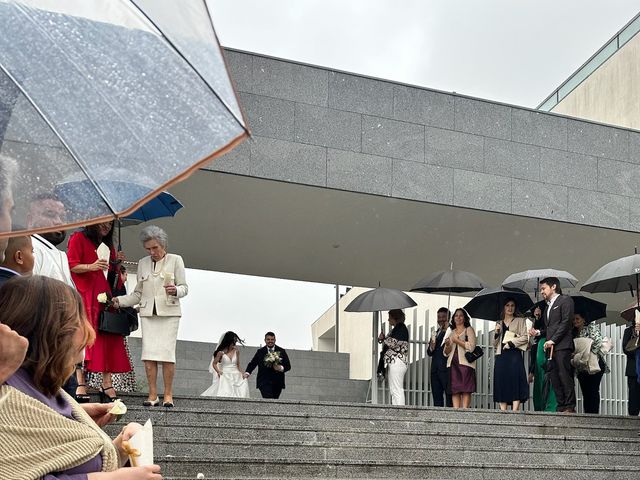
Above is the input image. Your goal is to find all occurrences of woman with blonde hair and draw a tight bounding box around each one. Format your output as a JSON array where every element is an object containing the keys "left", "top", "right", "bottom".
[{"left": 0, "top": 275, "right": 161, "bottom": 479}]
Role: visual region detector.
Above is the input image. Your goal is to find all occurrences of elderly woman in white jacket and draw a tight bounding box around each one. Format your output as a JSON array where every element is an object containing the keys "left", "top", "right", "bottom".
[{"left": 113, "top": 225, "right": 188, "bottom": 407}]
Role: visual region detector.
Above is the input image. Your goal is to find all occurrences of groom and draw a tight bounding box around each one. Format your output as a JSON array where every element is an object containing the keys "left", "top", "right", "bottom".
[{"left": 244, "top": 331, "right": 291, "bottom": 399}]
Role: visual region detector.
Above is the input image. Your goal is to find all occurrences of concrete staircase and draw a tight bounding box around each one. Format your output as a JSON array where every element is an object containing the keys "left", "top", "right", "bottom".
[
  {"left": 127, "top": 338, "right": 368, "bottom": 403},
  {"left": 112, "top": 393, "right": 640, "bottom": 479}
]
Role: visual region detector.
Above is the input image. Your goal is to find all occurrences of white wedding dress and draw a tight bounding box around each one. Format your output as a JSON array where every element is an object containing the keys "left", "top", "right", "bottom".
[{"left": 200, "top": 351, "right": 250, "bottom": 398}]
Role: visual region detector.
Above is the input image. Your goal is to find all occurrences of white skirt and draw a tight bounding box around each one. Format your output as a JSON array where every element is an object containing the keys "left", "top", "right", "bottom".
[
  {"left": 140, "top": 315, "right": 180, "bottom": 363},
  {"left": 201, "top": 369, "right": 250, "bottom": 398}
]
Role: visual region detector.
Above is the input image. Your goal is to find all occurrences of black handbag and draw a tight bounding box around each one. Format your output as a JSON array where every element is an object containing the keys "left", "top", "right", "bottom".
[
  {"left": 98, "top": 309, "right": 137, "bottom": 336},
  {"left": 464, "top": 345, "right": 484, "bottom": 363}
]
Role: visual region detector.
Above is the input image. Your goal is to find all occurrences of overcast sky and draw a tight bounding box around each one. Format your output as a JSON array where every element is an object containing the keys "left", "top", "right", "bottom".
[{"left": 173, "top": 1, "right": 640, "bottom": 350}]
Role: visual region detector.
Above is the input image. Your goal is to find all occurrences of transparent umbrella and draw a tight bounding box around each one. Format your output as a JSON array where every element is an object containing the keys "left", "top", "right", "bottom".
[{"left": 0, "top": 0, "right": 248, "bottom": 238}]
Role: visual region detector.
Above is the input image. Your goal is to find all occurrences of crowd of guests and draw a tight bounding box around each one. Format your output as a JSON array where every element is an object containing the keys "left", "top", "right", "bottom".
[
  {"left": 0, "top": 153, "right": 190, "bottom": 479},
  {"left": 380, "top": 277, "right": 640, "bottom": 414}
]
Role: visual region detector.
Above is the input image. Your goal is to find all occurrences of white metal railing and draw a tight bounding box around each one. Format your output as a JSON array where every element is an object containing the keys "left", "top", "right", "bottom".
[{"left": 371, "top": 309, "right": 631, "bottom": 415}]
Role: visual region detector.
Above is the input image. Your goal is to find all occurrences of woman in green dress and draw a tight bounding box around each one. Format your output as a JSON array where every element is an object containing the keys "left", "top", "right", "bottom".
[{"left": 529, "top": 304, "right": 557, "bottom": 412}]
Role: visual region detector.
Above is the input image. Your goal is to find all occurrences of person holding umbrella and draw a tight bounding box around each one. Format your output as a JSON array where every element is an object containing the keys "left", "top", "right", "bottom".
[
  {"left": 622, "top": 312, "right": 640, "bottom": 416},
  {"left": 493, "top": 298, "right": 529, "bottom": 411},
  {"left": 572, "top": 312, "right": 608, "bottom": 414},
  {"left": 538, "top": 277, "right": 576, "bottom": 413},
  {"left": 378, "top": 309, "right": 410, "bottom": 405},
  {"left": 427, "top": 307, "right": 453, "bottom": 407},
  {"left": 443, "top": 308, "right": 477, "bottom": 409}
]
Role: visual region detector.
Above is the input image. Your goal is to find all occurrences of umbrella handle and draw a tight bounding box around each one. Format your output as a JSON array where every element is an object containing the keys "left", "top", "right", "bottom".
[{"left": 548, "top": 344, "right": 554, "bottom": 361}]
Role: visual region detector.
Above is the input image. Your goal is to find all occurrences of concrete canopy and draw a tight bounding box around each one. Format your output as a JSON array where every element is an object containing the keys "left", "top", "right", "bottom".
[{"left": 121, "top": 169, "right": 640, "bottom": 325}]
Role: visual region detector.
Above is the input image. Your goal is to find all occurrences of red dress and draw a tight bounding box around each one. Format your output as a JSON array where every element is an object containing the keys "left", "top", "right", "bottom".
[{"left": 67, "top": 231, "right": 131, "bottom": 373}]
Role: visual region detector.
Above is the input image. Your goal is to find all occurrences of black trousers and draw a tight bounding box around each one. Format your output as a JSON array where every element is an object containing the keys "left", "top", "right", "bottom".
[
  {"left": 577, "top": 369, "right": 604, "bottom": 414},
  {"left": 259, "top": 383, "right": 283, "bottom": 399},
  {"left": 549, "top": 348, "right": 576, "bottom": 412},
  {"left": 628, "top": 377, "right": 640, "bottom": 416},
  {"left": 431, "top": 368, "right": 452, "bottom": 407},
  {"left": 62, "top": 374, "right": 78, "bottom": 397}
]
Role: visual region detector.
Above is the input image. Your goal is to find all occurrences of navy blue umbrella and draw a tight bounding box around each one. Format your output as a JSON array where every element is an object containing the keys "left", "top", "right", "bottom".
[{"left": 120, "top": 191, "right": 183, "bottom": 226}]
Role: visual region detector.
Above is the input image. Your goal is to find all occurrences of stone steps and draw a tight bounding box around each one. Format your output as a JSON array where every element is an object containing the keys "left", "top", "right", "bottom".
[
  {"left": 157, "top": 457, "right": 639, "bottom": 479},
  {"left": 107, "top": 421, "right": 640, "bottom": 452},
  {"left": 151, "top": 438, "right": 640, "bottom": 466},
  {"left": 111, "top": 394, "right": 640, "bottom": 479}
]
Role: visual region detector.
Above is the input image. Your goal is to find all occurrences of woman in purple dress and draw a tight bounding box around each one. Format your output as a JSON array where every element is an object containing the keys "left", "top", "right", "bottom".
[
  {"left": 0, "top": 275, "right": 162, "bottom": 480},
  {"left": 443, "top": 308, "right": 477, "bottom": 409}
]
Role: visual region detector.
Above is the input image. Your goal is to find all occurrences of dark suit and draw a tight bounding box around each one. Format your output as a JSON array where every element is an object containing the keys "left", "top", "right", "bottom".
[
  {"left": 622, "top": 323, "right": 640, "bottom": 416},
  {"left": 246, "top": 345, "right": 291, "bottom": 399},
  {"left": 543, "top": 294, "right": 575, "bottom": 412},
  {"left": 0, "top": 267, "right": 18, "bottom": 286},
  {"left": 427, "top": 328, "right": 452, "bottom": 407}
]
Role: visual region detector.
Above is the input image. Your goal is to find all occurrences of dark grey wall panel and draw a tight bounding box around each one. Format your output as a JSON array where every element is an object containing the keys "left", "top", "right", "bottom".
[{"left": 207, "top": 49, "right": 640, "bottom": 232}]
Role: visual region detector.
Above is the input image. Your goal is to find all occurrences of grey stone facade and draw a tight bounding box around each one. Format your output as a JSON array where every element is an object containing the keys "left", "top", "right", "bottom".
[{"left": 211, "top": 49, "right": 640, "bottom": 232}]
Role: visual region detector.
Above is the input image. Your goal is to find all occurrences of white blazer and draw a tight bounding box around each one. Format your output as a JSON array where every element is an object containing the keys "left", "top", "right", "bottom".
[{"left": 117, "top": 253, "right": 188, "bottom": 317}]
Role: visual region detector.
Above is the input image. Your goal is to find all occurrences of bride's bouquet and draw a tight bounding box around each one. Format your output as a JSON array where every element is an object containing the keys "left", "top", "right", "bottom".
[{"left": 264, "top": 350, "right": 281, "bottom": 367}]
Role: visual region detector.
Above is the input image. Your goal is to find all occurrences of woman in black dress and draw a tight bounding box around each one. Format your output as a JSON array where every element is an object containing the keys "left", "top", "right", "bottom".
[{"left": 493, "top": 298, "right": 530, "bottom": 411}]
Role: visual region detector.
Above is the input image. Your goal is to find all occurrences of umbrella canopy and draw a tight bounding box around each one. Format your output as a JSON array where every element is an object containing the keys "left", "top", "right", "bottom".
[
  {"left": 55, "top": 181, "right": 183, "bottom": 225},
  {"left": 345, "top": 287, "right": 417, "bottom": 313},
  {"left": 571, "top": 294, "right": 606, "bottom": 324},
  {"left": 411, "top": 269, "right": 487, "bottom": 293},
  {"left": 580, "top": 254, "right": 640, "bottom": 297},
  {"left": 121, "top": 191, "right": 183, "bottom": 226},
  {"left": 0, "top": 0, "right": 248, "bottom": 238},
  {"left": 620, "top": 302, "right": 639, "bottom": 323},
  {"left": 463, "top": 287, "right": 534, "bottom": 321},
  {"left": 502, "top": 269, "right": 578, "bottom": 294}
]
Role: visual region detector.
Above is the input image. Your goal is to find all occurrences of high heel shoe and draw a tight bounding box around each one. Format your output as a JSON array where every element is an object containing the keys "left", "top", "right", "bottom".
[
  {"left": 143, "top": 397, "right": 160, "bottom": 407},
  {"left": 100, "top": 386, "right": 119, "bottom": 403},
  {"left": 74, "top": 384, "right": 91, "bottom": 403}
]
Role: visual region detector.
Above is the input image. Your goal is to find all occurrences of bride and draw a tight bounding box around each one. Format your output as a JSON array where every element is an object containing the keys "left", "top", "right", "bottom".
[{"left": 201, "top": 331, "right": 250, "bottom": 398}]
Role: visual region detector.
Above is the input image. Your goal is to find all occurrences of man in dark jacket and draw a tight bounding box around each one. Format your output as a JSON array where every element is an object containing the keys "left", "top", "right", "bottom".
[
  {"left": 540, "top": 277, "right": 575, "bottom": 413},
  {"left": 244, "top": 331, "right": 291, "bottom": 399},
  {"left": 0, "top": 235, "right": 34, "bottom": 286},
  {"left": 623, "top": 319, "right": 640, "bottom": 416},
  {"left": 427, "top": 307, "right": 452, "bottom": 407}
]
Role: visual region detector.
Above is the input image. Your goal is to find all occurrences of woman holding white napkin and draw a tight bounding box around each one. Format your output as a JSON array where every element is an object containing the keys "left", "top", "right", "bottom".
[
  {"left": 493, "top": 298, "right": 529, "bottom": 411},
  {"left": 0, "top": 275, "right": 162, "bottom": 480},
  {"left": 113, "top": 225, "right": 188, "bottom": 408},
  {"left": 68, "top": 221, "right": 130, "bottom": 403}
]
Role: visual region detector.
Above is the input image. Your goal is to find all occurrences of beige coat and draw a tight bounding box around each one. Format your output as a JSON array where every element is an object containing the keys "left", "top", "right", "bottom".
[
  {"left": 444, "top": 326, "right": 477, "bottom": 369},
  {"left": 117, "top": 253, "right": 188, "bottom": 317},
  {"left": 493, "top": 317, "right": 529, "bottom": 355}
]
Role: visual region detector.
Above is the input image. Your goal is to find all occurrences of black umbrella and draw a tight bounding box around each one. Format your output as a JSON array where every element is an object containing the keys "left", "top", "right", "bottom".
[
  {"left": 345, "top": 287, "right": 416, "bottom": 404},
  {"left": 411, "top": 267, "right": 486, "bottom": 313},
  {"left": 463, "top": 287, "right": 534, "bottom": 321},
  {"left": 580, "top": 253, "right": 640, "bottom": 308},
  {"left": 571, "top": 294, "right": 606, "bottom": 324},
  {"left": 411, "top": 269, "right": 487, "bottom": 293},
  {"left": 620, "top": 302, "right": 639, "bottom": 323},
  {"left": 345, "top": 287, "right": 417, "bottom": 312}
]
